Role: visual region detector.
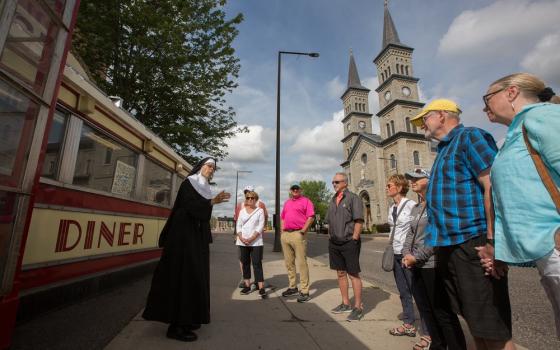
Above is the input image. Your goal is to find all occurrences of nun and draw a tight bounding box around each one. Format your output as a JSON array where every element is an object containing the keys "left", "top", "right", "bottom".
[{"left": 142, "top": 157, "right": 230, "bottom": 342}]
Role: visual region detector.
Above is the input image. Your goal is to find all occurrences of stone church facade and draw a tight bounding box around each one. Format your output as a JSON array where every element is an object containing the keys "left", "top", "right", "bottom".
[{"left": 340, "top": 2, "right": 436, "bottom": 229}]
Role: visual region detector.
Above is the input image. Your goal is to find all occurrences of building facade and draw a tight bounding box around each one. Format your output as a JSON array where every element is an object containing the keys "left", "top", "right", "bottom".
[{"left": 340, "top": 2, "right": 436, "bottom": 229}]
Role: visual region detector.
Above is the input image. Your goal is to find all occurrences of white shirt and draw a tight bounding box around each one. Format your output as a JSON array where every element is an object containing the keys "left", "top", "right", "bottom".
[
  {"left": 388, "top": 198, "right": 417, "bottom": 254},
  {"left": 236, "top": 207, "right": 264, "bottom": 247}
]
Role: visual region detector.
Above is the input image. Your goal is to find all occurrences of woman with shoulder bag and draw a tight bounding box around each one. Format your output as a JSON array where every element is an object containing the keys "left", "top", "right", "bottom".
[
  {"left": 386, "top": 174, "right": 417, "bottom": 337},
  {"left": 236, "top": 190, "right": 267, "bottom": 298},
  {"left": 480, "top": 72, "right": 560, "bottom": 339}
]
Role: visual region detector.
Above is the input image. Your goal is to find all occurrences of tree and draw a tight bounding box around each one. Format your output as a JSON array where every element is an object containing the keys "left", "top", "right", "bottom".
[
  {"left": 72, "top": 0, "right": 245, "bottom": 163},
  {"left": 299, "top": 180, "right": 332, "bottom": 223}
]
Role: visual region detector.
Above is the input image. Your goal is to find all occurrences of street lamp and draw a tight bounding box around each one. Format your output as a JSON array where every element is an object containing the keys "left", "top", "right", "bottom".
[
  {"left": 379, "top": 156, "right": 398, "bottom": 173},
  {"left": 234, "top": 170, "right": 252, "bottom": 234},
  {"left": 274, "top": 50, "right": 319, "bottom": 252}
]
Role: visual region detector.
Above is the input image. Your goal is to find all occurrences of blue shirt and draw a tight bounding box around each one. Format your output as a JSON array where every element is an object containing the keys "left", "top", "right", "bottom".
[
  {"left": 426, "top": 124, "right": 498, "bottom": 247},
  {"left": 492, "top": 103, "right": 560, "bottom": 264}
]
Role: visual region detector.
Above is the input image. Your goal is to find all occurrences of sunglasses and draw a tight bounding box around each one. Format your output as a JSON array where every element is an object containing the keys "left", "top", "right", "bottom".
[
  {"left": 245, "top": 196, "right": 256, "bottom": 200},
  {"left": 331, "top": 180, "right": 345, "bottom": 185},
  {"left": 483, "top": 88, "right": 506, "bottom": 108}
]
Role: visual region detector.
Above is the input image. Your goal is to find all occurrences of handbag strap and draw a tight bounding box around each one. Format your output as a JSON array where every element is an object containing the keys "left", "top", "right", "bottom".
[
  {"left": 389, "top": 199, "right": 410, "bottom": 244},
  {"left": 240, "top": 207, "right": 262, "bottom": 229},
  {"left": 522, "top": 125, "right": 560, "bottom": 214}
]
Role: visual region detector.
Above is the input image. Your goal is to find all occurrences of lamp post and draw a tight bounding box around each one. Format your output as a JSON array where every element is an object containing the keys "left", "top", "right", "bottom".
[
  {"left": 234, "top": 170, "right": 252, "bottom": 234},
  {"left": 379, "top": 156, "right": 398, "bottom": 174},
  {"left": 274, "top": 50, "right": 319, "bottom": 252}
]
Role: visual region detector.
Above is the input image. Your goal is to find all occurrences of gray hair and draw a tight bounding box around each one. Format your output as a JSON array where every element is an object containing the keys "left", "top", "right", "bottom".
[{"left": 335, "top": 172, "right": 348, "bottom": 182}]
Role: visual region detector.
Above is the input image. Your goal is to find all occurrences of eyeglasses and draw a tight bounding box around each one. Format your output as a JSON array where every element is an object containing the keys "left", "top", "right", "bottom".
[
  {"left": 483, "top": 88, "right": 506, "bottom": 108},
  {"left": 245, "top": 196, "right": 256, "bottom": 200},
  {"left": 422, "top": 111, "right": 439, "bottom": 124},
  {"left": 290, "top": 188, "right": 300, "bottom": 191},
  {"left": 331, "top": 180, "right": 345, "bottom": 185}
]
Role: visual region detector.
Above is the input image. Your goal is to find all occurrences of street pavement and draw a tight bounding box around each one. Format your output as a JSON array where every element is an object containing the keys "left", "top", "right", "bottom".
[{"left": 289, "top": 232, "right": 559, "bottom": 350}]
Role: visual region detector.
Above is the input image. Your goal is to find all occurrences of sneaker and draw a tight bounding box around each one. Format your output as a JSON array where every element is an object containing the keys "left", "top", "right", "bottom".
[
  {"left": 297, "top": 293, "right": 311, "bottom": 303},
  {"left": 238, "top": 280, "right": 245, "bottom": 288},
  {"left": 250, "top": 282, "right": 258, "bottom": 292},
  {"left": 331, "top": 303, "right": 353, "bottom": 314},
  {"left": 281, "top": 288, "right": 299, "bottom": 297},
  {"left": 240, "top": 286, "right": 251, "bottom": 295},
  {"left": 259, "top": 288, "right": 266, "bottom": 296},
  {"left": 346, "top": 307, "right": 364, "bottom": 321}
]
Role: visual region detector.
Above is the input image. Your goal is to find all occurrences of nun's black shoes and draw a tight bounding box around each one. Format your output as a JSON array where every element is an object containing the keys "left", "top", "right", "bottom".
[{"left": 167, "top": 324, "right": 197, "bottom": 342}]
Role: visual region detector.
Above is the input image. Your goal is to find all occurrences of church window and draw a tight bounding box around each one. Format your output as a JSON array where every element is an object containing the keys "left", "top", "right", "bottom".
[
  {"left": 390, "top": 154, "right": 396, "bottom": 169},
  {"left": 388, "top": 66, "right": 391, "bottom": 75},
  {"left": 390, "top": 120, "right": 395, "bottom": 135},
  {"left": 405, "top": 117, "right": 411, "bottom": 132},
  {"left": 396, "top": 64, "right": 400, "bottom": 74},
  {"left": 386, "top": 123, "right": 391, "bottom": 137},
  {"left": 362, "top": 103, "right": 366, "bottom": 111},
  {"left": 412, "top": 124, "right": 418, "bottom": 133},
  {"left": 381, "top": 72, "right": 384, "bottom": 81},
  {"left": 361, "top": 153, "right": 367, "bottom": 165},
  {"left": 405, "top": 66, "right": 409, "bottom": 75},
  {"left": 355, "top": 103, "right": 358, "bottom": 110},
  {"left": 401, "top": 64, "right": 405, "bottom": 75},
  {"left": 413, "top": 151, "right": 420, "bottom": 166},
  {"left": 384, "top": 69, "right": 388, "bottom": 79}
]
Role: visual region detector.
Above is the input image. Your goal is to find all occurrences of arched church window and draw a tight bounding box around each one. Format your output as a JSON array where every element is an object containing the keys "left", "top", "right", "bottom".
[
  {"left": 390, "top": 154, "right": 396, "bottom": 169},
  {"left": 405, "top": 66, "right": 409, "bottom": 75},
  {"left": 361, "top": 153, "right": 367, "bottom": 165},
  {"left": 386, "top": 123, "right": 391, "bottom": 137},
  {"left": 381, "top": 72, "right": 384, "bottom": 81},
  {"left": 355, "top": 103, "right": 358, "bottom": 110},
  {"left": 362, "top": 103, "right": 366, "bottom": 111},
  {"left": 390, "top": 120, "right": 395, "bottom": 135},
  {"left": 388, "top": 66, "right": 391, "bottom": 75},
  {"left": 384, "top": 69, "right": 388, "bottom": 79},
  {"left": 401, "top": 64, "right": 405, "bottom": 75},
  {"left": 413, "top": 151, "right": 420, "bottom": 166},
  {"left": 405, "top": 117, "right": 411, "bottom": 132},
  {"left": 396, "top": 64, "right": 400, "bottom": 74}
]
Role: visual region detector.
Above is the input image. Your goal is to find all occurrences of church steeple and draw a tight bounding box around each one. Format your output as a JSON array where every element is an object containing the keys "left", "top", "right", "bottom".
[
  {"left": 347, "top": 49, "right": 367, "bottom": 90},
  {"left": 382, "top": 0, "right": 402, "bottom": 49}
]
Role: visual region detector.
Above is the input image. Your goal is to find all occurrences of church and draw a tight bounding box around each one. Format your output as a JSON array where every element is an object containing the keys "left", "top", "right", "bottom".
[{"left": 340, "top": 2, "right": 436, "bottom": 229}]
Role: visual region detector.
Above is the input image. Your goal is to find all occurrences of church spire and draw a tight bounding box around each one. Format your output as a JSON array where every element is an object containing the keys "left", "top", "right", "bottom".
[
  {"left": 347, "top": 48, "right": 367, "bottom": 90},
  {"left": 382, "top": 0, "right": 402, "bottom": 49}
]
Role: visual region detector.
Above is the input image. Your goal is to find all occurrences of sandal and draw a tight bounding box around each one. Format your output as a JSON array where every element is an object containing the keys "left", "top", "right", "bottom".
[
  {"left": 389, "top": 323, "right": 417, "bottom": 337},
  {"left": 413, "top": 335, "right": 431, "bottom": 350}
]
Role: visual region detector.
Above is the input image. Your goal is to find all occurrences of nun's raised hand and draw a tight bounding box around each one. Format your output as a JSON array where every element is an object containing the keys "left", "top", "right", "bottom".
[{"left": 211, "top": 191, "right": 231, "bottom": 205}]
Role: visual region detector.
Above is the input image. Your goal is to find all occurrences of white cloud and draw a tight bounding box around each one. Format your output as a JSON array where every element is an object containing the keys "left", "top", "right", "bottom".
[
  {"left": 298, "top": 153, "right": 341, "bottom": 172},
  {"left": 438, "top": 0, "right": 560, "bottom": 59},
  {"left": 224, "top": 125, "right": 273, "bottom": 162},
  {"left": 289, "top": 110, "right": 344, "bottom": 157},
  {"left": 284, "top": 171, "right": 324, "bottom": 184},
  {"left": 521, "top": 31, "right": 560, "bottom": 86},
  {"left": 327, "top": 75, "right": 345, "bottom": 99}
]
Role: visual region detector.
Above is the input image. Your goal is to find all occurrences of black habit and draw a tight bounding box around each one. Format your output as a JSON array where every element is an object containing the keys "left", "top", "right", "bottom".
[{"left": 142, "top": 179, "right": 213, "bottom": 326}]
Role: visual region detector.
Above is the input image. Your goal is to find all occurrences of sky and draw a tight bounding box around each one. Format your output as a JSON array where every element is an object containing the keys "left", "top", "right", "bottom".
[{"left": 210, "top": 0, "right": 560, "bottom": 218}]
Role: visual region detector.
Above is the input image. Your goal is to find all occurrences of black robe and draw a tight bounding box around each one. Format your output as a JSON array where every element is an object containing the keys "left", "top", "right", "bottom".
[{"left": 142, "top": 180, "right": 213, "bottom": 325}]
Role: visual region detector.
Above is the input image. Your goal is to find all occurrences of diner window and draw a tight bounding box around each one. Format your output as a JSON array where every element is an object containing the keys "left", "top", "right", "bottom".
[
  {"left": 0, "top": 79, "right": 39, "bottom": 187},
  {"left": 0, "top": 0, "right": 61, "bottom": 95},
  {"left": 41, "top": 110, "right": 67, "bottom": 179},
  {"left": 142, "top": 159, "right": 172, "bottom": 206},
  {"left": 72, "top": 123, "right": 138, "bottom": 198}
]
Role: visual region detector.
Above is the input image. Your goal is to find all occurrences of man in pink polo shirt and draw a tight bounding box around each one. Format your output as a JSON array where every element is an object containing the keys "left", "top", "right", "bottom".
[{"left": 280, "top": 182, "right": 315, "bottom": 303}]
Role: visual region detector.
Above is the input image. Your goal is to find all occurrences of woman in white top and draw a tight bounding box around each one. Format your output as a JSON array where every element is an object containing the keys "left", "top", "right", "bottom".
[
  {"left": 386, "top": 174, "right": 418, "bottom": 337},
  {"left": 236, "top": 191, "right": 266, "bottom": 297}
]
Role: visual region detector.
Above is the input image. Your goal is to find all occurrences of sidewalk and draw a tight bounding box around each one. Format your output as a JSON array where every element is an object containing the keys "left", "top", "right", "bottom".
[{"left": 105, "top": 233, "right": 526, "bottom": 350}]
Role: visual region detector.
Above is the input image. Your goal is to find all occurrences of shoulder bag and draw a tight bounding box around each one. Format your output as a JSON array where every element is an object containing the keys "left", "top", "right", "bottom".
[
  {"left": 522, "top": 125, "right": 560, "bottom": 249},
  {"left": 381, "top": 199, "right": 410, "bottom": 272}
]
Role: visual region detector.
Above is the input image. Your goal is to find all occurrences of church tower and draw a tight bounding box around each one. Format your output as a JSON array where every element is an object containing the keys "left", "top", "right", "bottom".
[
  {"left": 340, "top": 50, "right": 373, "bottom": 159},
  {"left": 374, "top": 1, "right": 424, "bottom": 139}
]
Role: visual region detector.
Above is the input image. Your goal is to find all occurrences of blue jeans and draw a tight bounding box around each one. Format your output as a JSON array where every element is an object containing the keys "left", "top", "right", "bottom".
[{"left": 393, "top": 254, "right": 415, "bottom": 325}]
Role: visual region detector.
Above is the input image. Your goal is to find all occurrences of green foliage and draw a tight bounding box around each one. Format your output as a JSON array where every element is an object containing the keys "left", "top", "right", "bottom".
[
  {"left": 72, "top": 0, "right": 245, "bottom": 163},
  {"left": 299, "top": 180, "right": 333, "bottom": 222}
]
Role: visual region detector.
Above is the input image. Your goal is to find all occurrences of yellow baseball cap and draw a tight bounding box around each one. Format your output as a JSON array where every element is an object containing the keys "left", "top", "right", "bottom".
[{"left": 410, "top": 99, "right": 462, "bottom": 127}]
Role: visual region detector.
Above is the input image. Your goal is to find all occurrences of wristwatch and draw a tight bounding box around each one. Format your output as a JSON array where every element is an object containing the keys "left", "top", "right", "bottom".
[{"left": 486, "top": 238, "right": 495, "bottom": 246}]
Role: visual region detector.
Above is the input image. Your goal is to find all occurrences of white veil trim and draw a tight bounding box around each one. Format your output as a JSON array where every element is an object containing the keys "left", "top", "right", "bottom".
[{"left": 187, "top": 159, "right": 215, "bottom": 199}]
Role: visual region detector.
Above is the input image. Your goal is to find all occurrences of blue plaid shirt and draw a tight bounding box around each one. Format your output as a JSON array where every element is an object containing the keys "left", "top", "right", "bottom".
[{"left": 425, "top": 124, "right": 497, "bottom": 247}]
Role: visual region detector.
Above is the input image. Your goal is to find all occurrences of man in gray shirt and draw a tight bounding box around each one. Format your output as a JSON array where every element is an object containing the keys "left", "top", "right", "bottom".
[{"left": 325, "top": 172, "right": 364, "bottom": 321}]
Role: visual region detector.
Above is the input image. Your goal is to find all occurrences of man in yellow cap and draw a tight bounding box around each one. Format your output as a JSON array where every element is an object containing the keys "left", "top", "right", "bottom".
[{"left": 412, "top": 99, "right": 516, "bottom": 350}]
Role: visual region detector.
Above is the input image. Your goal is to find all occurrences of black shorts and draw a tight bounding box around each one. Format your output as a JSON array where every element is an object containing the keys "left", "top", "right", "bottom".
[
  {"left": 329, "top": 239, "right": 361, "bottom": 274},
  {"left": 436, "top": 235, "right": 512, "bottom": 341}
]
